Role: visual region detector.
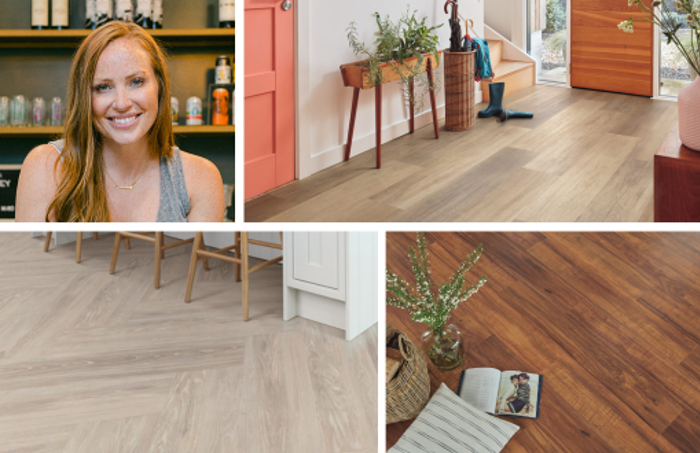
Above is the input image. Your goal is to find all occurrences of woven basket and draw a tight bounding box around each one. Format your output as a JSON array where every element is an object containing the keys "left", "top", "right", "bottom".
[
  {"left": 386, "top": 324, "right": 430, "bottom": 424},
  {"left": 444, "top": 50, "right": 476, "bottom": 131}
]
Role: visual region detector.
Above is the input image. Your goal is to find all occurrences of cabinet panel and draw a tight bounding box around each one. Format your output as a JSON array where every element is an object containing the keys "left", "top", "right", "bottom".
[{"left": 292, "top": 232, "right": 339, "bottom": 289}]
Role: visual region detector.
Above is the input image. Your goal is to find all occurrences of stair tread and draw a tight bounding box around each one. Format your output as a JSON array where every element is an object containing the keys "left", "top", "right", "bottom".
[{"left": 493, "top": 60, "right": 534, "bottom": 78}]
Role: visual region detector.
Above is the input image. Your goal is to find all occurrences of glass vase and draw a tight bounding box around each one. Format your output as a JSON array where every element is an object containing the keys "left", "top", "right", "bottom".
[{"left": 421, "top": 324, "right": 464, "bottom": 371}]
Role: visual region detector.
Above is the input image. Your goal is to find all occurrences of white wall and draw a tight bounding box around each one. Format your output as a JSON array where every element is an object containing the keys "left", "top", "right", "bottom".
[
  {"left": 484, "top": 0, "right": 526, "bottom": 50},
  {"left": 297, "top": 0, "right": 484, "bottom": 178}
]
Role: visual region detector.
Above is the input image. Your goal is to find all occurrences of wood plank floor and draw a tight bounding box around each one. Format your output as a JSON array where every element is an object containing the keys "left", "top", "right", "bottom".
[
  {"left": 247, "top": 85, "right": 678, "bottom": 222},
  {"left": 386, "top": 232, "right": 700, "bottom": 452},
  {"left": 0, "top": 233, "right": 377, "bottom": 453}
]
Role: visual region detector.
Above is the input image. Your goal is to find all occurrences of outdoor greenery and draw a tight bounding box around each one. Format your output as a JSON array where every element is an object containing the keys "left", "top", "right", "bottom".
[
  {"left": 543, "top": 29, "right": 567, "bottom": 60},
  {"left": 386, "top": 233, "right": 487, "bottom": 338},
  {"left": 347, "top": 9, "right": 443, "bottom": 111},
  {"left": 545, "top": 0, "right": 566, "bottom": 32},
  {"left": 619, "top": 0, "right": 700, "bottom": 74}
]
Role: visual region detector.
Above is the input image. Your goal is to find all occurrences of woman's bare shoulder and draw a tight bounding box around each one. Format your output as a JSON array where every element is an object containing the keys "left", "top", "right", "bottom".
[
  {"left": 15, "top": 144, "right": 62, "bottom": 222},
  {"left": 179, "top": 150, "right": 225, "bottom": 222}
]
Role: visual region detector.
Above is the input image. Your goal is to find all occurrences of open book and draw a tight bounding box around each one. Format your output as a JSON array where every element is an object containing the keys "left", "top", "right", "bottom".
[{"left": 457, "top": 368, "right": 543, "bottom": 419}]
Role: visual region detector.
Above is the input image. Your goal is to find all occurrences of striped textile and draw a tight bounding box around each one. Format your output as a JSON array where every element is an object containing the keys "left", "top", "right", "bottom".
[{"left": 389, "top": 383, "right": 520, "bottom": 453}]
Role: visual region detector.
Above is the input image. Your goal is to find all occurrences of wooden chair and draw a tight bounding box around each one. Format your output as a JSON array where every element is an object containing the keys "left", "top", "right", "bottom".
[
  {"left": 185, "top": 232, "right": 283, "bottom": 321},
  {"left": 44, "top": 232, "right": 100, "bottom": 263},
  {"left": 110, "top": 232, "right": 194, "bottom": 289}
]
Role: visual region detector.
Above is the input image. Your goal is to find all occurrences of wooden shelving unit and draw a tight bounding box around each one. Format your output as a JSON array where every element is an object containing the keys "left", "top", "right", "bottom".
[
  {"left": 0, "top": 28, "right": 234, "bottom": 48},
  {"left": 0, "top": 125, "right": 234, "bottom": 138}
]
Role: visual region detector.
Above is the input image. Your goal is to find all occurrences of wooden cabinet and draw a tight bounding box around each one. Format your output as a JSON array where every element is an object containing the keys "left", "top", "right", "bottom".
[{"left": 283, "top": 232, "right": 378, "bottom": 341}]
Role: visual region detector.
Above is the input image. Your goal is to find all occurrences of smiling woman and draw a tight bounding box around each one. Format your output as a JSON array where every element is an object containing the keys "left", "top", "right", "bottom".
[{"left": 14, "top": 21, "right": 225, "bottom": 222}]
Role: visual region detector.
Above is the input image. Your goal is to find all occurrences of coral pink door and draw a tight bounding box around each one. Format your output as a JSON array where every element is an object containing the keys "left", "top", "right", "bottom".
[{"left": 245, "top": 0, "right": 295, "bottom": 200}]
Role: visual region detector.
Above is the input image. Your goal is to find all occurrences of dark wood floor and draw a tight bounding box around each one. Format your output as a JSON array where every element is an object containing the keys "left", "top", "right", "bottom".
[
  {"left": 247, "top": 85, "right": 678, "bottom": 222},
  {"left": 387, "top": 232, "right": 700, "bottom": 452}
]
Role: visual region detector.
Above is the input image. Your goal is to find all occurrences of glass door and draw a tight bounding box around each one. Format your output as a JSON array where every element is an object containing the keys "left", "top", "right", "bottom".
[
  {"left": 659, "top": 0, "right": 695, "bottom": 97},
  {"left": 528, "top": 0, "right": 568, "bottom": 84}
]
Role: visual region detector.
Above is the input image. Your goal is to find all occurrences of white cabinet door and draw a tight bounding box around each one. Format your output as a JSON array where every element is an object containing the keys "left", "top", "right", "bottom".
[{"left": 292, "top": 232, "right": 340, "bottom": 289}]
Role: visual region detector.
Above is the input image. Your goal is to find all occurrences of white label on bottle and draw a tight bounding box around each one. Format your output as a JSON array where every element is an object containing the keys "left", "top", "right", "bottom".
[
  {"left": 32, "top": 0, "right": 49, "bottom": 26},
  {"left": 52, "top": 0, "right": 69, "bottom": 26},
  {"left": 219, "top": 1, "right": 235, "bottom": 22},
  {"left": 116, "top": 0, "right": 134, "bottom": 20},
  {"left": 86, "top": 0, "right": 96, "bottom": 22},
  {"left": 152, "top": 0, "right": 163, "bottom": 22},
  {"left": 136, "top": 0, "right": 151, "bottom": 15},
  {"left": 96, "top": 0, "right": 113, "bottom": 15}
]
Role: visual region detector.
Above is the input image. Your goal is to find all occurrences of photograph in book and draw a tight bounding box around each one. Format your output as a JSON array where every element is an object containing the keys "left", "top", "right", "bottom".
[{"left": 457, "top": 367, "right": 543, "bottom": 419}]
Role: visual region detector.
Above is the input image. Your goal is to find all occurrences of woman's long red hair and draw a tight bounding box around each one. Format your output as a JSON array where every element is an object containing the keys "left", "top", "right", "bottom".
[{"left": 47, "top": 21, "right": 174, "bottom": 222}]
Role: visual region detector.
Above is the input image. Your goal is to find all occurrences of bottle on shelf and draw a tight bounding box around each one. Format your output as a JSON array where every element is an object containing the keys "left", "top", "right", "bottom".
[
  {"left": 52, "top": 0, "right": 70, "bottom": 30},
  {"left": 31, "top": 0, "right": 50, "bottom": 30},
  {"left": 134, "top": 0, "right": 152, "bottom": 28},
  {"left": 219, "top": 0, "right": 234, "bottom": 28},
  {"left": 114, "top": 0, "right": 134, "bottom": 22},
  {"left": 85, "top": 0, "right": 97, "bottom": 29},
  {"left": 96, "top": 0, "right": 114, "bottom": 27},
  {"left": 151, "top": 0, "right": 163, "bottom": 29}
]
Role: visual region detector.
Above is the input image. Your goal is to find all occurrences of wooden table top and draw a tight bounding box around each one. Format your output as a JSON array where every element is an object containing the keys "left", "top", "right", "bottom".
[
  {"left": 655, "top": 123, "right": 700, "bottom": 163},
  {"left": 386, "top": 232, "right": 700, "bottom": 452}
]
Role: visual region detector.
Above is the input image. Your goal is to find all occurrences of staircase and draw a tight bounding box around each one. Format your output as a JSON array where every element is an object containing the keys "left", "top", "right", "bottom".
[{"left": 481, "top": 39, "right": 536, "bottom": 103}]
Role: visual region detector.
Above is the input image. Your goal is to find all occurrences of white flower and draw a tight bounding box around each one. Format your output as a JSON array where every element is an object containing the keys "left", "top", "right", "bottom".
[{"left": 618, "top": 20, "right": 635, "bottom": 33}]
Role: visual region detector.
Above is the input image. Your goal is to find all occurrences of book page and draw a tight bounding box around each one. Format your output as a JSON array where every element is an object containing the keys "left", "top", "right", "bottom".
[
  {"left": 457, "top": 368, "right": 502, "bottom": 414},
  {"left": 495, "top": 371, "right": 541, "bottom": 418}
]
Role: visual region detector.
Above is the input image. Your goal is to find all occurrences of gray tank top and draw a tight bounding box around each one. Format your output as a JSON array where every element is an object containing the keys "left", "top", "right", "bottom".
[{"left": 49, "top": 139, "right": 190, "bottom": 222}]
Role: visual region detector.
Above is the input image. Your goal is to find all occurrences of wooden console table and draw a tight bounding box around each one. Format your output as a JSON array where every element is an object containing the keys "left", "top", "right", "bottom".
[
  {"left": 340, "top": 52, "right": 441, "bottom": 168},
  {"left": 654, "top": 123, "right": 700, "bottom": 222}
]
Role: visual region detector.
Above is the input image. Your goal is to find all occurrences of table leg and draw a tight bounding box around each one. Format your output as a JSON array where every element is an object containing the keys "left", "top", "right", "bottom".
[
  {"left": 376, "top": 84, "right": 382, "bottom": 169},
  {"left": 344, "top": 87, "right": 360, "bottom": 161},
  {"left": 427, "top": 58, "right": 439, "bottom": 139},
  {"left": 409, "top": 77, "right": 415, "bottom": 134}
]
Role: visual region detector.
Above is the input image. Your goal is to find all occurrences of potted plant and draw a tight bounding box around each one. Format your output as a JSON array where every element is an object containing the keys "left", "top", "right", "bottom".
[
  {"left": 386, "top": 233, "right": 487, "bottom": 371},
  {"left": 344, "top": 9, "right": 443, "bottom": 112},
  {"left": 618, "top": 0, "right": 700, "bottom": 150}
]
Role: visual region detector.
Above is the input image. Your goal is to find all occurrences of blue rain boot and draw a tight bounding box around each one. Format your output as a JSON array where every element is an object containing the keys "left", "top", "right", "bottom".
[
  {"left": 497, "top": 110, "right": 534, "bottom": 122},
  {"left": 478, "top": 82, "right": 505, "bottom": 118}
]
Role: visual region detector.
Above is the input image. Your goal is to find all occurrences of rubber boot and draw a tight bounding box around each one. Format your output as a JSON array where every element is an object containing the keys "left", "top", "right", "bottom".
[
  {"left": 478, "top": 82, "right": 505, "bottom": 118},
  {"left": 497, "top": 110, "right": 534, "bottom": 122}
]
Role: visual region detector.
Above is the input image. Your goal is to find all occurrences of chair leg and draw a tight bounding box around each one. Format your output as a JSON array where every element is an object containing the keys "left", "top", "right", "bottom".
[
  {"left": 159, "top": 234, "right": 165, "bottom": 259},
  {"left": 241, "top": 232, "right": 250, "bottom": 321},
  {"left": 110, "top": 233, "right": 121, "bottom": 274},
  {"left": 200, "top": 234, "right": 210, "bottom": 271},
  {"left": 234, "top": 232, "right": 241, "bottom": 282},
  {"left": 125, "top": 238, "right": 131, "bottom": 250},
  {"left": 44, "top": 232, "right": 52, "bottom": 252},
  {"left": 76, "top": 232, "right": 83, "bottom": 263},
  {"left": 93, "top": 232, "right": 99, "bottom": 240},
  {"left": 154, "top": 232, "right": 163, "bottom": 289},
  {"left": 185, "top": 232, "right": 202, "bottom": 303}
]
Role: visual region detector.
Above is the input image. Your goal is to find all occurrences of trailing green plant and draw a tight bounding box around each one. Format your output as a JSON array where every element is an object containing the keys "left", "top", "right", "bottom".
[
  {"left": 386, "top": 233, "right": 487, "bottom": 338},
  {"left": 347, "top": 8, "right": 443, "bottom": 112}
]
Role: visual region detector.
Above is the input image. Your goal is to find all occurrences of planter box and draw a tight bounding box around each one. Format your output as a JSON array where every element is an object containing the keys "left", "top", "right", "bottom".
[{"left": 340, "top": 51, "right": 442, "bottom": 89}]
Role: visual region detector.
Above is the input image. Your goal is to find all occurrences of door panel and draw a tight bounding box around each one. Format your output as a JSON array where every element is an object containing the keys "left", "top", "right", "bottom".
[
  {"left": 571, "top": 0, "right": 653, "bottom": 96},
  {"left": 292, "top": 232, "right": 340, "bottom": 290},
  {"left": 244, "top": 0, "right": 295, "bottom": 200}
]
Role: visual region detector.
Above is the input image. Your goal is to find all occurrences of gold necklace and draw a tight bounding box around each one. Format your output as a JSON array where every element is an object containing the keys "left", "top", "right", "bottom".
[{"left": 105, "top": 164, "right": 149, "bottom": 190}]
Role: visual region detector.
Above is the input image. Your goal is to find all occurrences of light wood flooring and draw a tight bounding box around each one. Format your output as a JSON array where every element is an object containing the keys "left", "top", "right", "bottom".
[
  {"left": 387, "top": 232, "right": 700, "bottom": 452},
  {"left": 0, "top": 233, "right": 377, "bottom": 453},
  {"left": 247, "top": 84, "right": 678, "bottom": 222}
]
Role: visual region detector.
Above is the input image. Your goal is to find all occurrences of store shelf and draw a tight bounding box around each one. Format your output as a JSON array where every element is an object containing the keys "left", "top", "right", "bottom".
[
  {"left": 0, "top": 28, "right": 234, "bottom": 48},
  {"left": 0, "top": 125, "right": 234, "bottom": 137}
]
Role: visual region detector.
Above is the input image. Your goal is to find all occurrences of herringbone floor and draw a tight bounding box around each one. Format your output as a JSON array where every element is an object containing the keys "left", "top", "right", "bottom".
[{"left": 0, "top": 233, "right": 377, "bottom": 453}]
